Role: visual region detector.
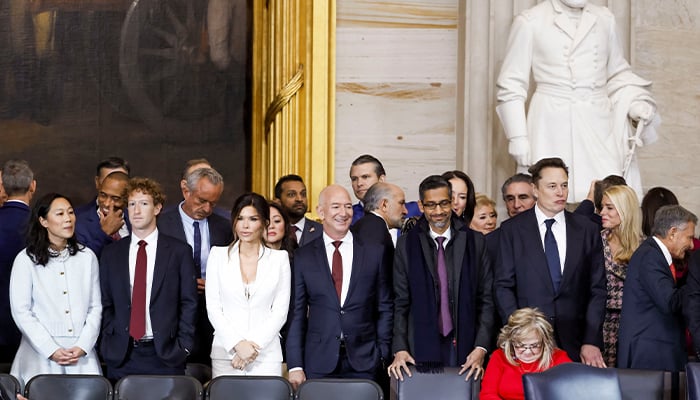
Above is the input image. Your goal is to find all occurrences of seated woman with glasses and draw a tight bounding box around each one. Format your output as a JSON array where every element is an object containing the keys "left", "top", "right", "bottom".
[{"left": 480, "top": 308, "right": 571, "bottom": 400}]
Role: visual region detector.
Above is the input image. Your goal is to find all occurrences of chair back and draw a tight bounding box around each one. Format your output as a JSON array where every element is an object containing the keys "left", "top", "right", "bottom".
[
  {"left": 115, "top": 375, "right": 203, "bottom": 400},
  {"left": 389, "top": 366, "right": 479, "bottom": 400},
  {"left": 616, "top": 368, "right": 664, "bottom": 400},
  {"left": 24, "top": 374, "right": 112, "bottom": 400},
  {"left": 206, "top": 375, "right": 292, "bottom": 400},
  {"left": 0, "top": 374, "right": 19, "bottom": 400},
  {"left": 522, "top": 363, "right": 622, "bottom": 400},
  {"left": 296, "top": 378, "right": 383, "bottom": 400},
  {"left": 686, "top": 363, "right": 700, "bottom": 400},
  {"left": 186, "top": 363, "right": 212, "bottom": 385}
]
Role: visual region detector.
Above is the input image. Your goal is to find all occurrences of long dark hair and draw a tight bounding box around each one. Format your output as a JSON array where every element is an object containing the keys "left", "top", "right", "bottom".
[
  {"left": 26, "top": 193, "right": 81, "bottom": 266},
  {"left": 269, "top": 201, "right": 298, "bottom": 259},
  {"left": 641, "top": 187, "right": 679, "bottom": 237},
  {"left": 229, "top": 192, "right": 270, "bottom": 247},
  {"left": 441, "top": 170, "right": 476, "bottom": 222}
]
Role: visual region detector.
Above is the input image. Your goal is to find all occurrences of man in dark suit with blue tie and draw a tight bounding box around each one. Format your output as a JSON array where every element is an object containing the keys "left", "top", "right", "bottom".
[
  {"left": 0, "top": 160, "right": 35, "bottom": 362},
  {"left": 389, "top": 175, "right": 494, "bottom": 381},
  {"left": 286, "top": 184, "right": 392, "bottom": 390},
  {"left": 100, "top": 178, "right": 198, "bottom": 381},
  {"left": 274, "top": 174, "right": 322, "bottom": 246},
  {"left": 495, "top": 157, "right": 606, "bottom": 366},
  {"left": 157, "top": 167, "right": 232, "bottom": 364},
  {"left": 621, "top": 205, "right": 696, "bottom": 371}
]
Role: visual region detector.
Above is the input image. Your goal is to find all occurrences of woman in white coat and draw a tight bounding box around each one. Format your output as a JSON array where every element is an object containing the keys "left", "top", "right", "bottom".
[
  {"left": 10, "top": 193, "right": 102, "bottom": 389},
  {"left": 206, "top": 192, "right": 291, "bottom": 377}
]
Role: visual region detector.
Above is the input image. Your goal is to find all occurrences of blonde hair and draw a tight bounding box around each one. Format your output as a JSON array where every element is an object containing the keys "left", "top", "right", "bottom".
[
  {"left": 602, "top": 185, "right": 642, "bottom": 264},
  {"left": 474, "top": 193, "right": 497, "bottom": 212},
  {"left": 498, "top": 308, "right": 557, "bottom": 370}
]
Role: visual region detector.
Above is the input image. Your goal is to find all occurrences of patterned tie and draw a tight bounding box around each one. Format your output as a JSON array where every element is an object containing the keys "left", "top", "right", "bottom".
[
  {"left": 130, "top": 240, "right": 147, "bottom": 340},
  {"left": 193, "top": 221, "right": 202, "bottom": 278},
  {"left": 544, "top": 219, "right": 562, "bottom": 294},
  {"left": 436, "top": 236, "right": 453, "bottom": 336},
  {"left": 291, "top": 225, "right": 300, "bottom": 244},
  {"left": 332, "top": 241, "right": 343, "bottom": 301}
]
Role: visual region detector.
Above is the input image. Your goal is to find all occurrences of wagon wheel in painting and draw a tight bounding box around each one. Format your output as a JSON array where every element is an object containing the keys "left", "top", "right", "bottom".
[{"left": 119, "top": 0, "right": 227, "bottom": 134}]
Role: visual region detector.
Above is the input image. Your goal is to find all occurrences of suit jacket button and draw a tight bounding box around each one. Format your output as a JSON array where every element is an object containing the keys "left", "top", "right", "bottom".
[{"left": 340, "top": 310, "right": 345, "bottom": 315}]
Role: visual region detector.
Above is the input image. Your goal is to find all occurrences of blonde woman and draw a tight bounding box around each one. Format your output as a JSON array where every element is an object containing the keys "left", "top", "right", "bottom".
[
  {"left": 206, "top": 193, "right": 291, "bottom": 377},
  {"left": 480, "top": 308, "right": 571, "bottom": 400},
  {"left": 470, "top": 194, "right": 498, "bottom": 235},
  {"left": 599, "top": 185, "right": 642, "bottom": 367}
]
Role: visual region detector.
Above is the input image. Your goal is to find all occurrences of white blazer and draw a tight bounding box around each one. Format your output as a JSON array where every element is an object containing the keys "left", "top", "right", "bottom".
[{"left": 206, "top": 243, "right": 291, "bottom": 363}]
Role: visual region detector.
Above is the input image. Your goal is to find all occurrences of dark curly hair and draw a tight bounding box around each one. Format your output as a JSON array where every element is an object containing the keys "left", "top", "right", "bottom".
[{"left": 26, "top": 193, "right": 81, "bottom": 266}]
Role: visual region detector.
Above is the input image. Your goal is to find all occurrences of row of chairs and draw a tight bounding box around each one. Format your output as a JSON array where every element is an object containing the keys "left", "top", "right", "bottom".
[
  {"left": 2, "top": 362, "right": 697, "bottom": 400},
  {"left": 0, "top": 374, "right": 384, "bottom": 400}
]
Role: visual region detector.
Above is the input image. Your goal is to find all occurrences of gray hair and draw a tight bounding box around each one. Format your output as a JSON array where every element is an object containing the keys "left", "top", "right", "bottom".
[
  {"left": 363, "top": 182, "right": 394, "bottom": 213},
  {"left": 1, "top": 160, "right": 34, "bottom": 196},
  {"left": 184, "top": 167, "right": 224, "bottom": 192},
  {"left": 651, "top": 205, "right": 698, "bottom": 238}
]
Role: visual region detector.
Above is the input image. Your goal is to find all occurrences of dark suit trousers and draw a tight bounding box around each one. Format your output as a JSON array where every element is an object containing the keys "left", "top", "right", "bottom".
[
  {"left": 106, "top": 341, "right": 185, "bottom": 383},
  {"left": 307, "top": 345, "right": 377, "bottom": 381},
  {"left": 440, "top": 333, "right": 458, "bottom": 367}
]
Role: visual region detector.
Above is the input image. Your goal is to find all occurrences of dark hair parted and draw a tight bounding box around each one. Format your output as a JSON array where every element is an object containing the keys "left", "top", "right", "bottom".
[
  {"left": 26, "top": 193, "right": 81, "bottom": 266},
  {"left": 127, "top": 177, "right": 166, "bottom": 206},
  {"left": 274, "top": 174, "right": 304, "bottom": 199},
  {"left": 350, "top": 154, "right": 386, "bottom": 177},
  {"left": 641, "top": 187, "right": 679, "bottom": 237},
  {"left": 268, "top": 201, "right": 298, "bottom": 258},
  {"left": 441, "top": 170, "right": 476, "bottom": 221},
  {"left": 500, "top": 173, "right": 533, "bottom": 200},
  {"left": 528, "top": 157, "right": 568, "bottom": 186},
  {"left": 418, "top": 175, "right": 452, "bottom": 202},
  {"left": 95, "top": 156, "right": 130, "bottom": 176},
  {"left": 230, "top": 192, "right": 270, "bottom": 245}
]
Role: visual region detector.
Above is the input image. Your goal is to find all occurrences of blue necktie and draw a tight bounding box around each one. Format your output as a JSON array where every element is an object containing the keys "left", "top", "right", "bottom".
[
  {"left": 544, "top": 219, "right": 562, "bottom": 294},
  {"left": 193, "top": 221, "right": 202, "bottom": 278}
]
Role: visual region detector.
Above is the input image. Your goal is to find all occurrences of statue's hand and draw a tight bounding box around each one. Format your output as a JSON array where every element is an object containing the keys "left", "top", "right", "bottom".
[
  {"left": 508, "top": 136, "right": 530, "bottom": 167},
  {"left": 628, "top": 100, "right": 655, "bottom": 124}
]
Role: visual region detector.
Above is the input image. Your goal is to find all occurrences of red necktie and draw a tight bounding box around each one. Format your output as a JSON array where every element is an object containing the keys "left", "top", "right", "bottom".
[
  {"left": 332, "top": 241, "right": 343, "bottom": 301},
  {"left": 130, "top": 240, "right": 147, "bottom": 339},
  {"left": 291, "top": 226, "right": 300, "bottom": 244},
  {"left": 670, "top": 262, "right": 677, "bottom": 284}
]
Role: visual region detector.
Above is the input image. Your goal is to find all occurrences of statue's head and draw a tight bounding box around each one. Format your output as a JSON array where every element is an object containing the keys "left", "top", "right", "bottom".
[{"left": 560, "top": 0, "right": 587, "bottom": 8}]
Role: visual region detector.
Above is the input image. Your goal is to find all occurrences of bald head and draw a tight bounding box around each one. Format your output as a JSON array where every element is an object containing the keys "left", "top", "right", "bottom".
[{"left": 317, "top": 184, "right": 353, "bottom": 240}]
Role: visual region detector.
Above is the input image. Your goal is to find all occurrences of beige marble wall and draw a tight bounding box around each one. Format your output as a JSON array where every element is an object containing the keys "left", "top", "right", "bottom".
[
  {"left": 335, "top": 0, "right": 459, "bottom": 201},
  {"left": 335, "top": 0, "right": 700, "bottom": 222}
]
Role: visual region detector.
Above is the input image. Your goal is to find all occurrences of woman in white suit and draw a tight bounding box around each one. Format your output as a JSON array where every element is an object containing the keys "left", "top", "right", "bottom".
[
  {"left": 206, "top": 192, "right": 291, "bottom": 377},
  {"left": 10, "top": 193, "right": 102, "bottom": 390}
]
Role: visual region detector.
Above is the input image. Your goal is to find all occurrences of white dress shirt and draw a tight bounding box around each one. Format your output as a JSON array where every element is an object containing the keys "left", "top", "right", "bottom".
[
  {"left": 323, "top": 231, "right": 354, "bottom": 307},
  {"left": 534, "top": 205, "right": 567, "bottom": 273},
  {"left": 178, "top": 201, "right": 211, "bottom": 278}
]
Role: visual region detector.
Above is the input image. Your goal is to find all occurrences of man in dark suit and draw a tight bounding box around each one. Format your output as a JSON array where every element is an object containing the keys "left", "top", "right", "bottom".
[
  {"left": 495, "top": 157, "right": 606, "bottom": 366},
  {"left": 0, "top": 160, "right": 35, "bottom": 362},
  {"left": 274, "top": 174, "right": 322, "bottom": 246},
  {"left": 351, "top": 182, "right": 407, "bottom": 259},
  {"left": 286, "top": 184, "right": 392, "bottom": 389},
  {"left": 157, "top": 166, "right": 232, "bottom": 364},
  {"left": 389, "top": 175, "right": 494, "bottom": 381},
  {"left": 75, "top": 156, "right": 130, "bottom": 216},
  {"left": 100, "top": 178, "right": 198, "bottom": 381},
  {"left": 76, "top": 171, "right": 130, "bottom": 258},
  {"left": 349, "top": 154, "right": 420, "bottom": 225},
  {"left": 619, "top": 205, "right": 696, "bottom": 371}
]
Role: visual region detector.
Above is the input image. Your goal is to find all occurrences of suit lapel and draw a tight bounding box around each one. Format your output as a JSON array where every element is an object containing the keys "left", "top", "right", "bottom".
[
  {"left": 344, "top": 240, "right": 364, "bottom": 303},
  {"left": 520, "top": 210, "right": 556, "bottom": 294},
  {"left": 150, "top": 236, "right": 169, "bottom": 302},
  {"left": 312, "top": 239, "right": 339, "bottom": 305},
  {"left": 552, "top": 2, "right": 577, "bottom": 40},
  {"left": 572, "top": 7, "right": 597, "bottom": 52},
  {"left": 561, "top": 212, "right": 583, "bottom": 292},
  {"left": 116, "top": 240, "right": 133, "bottom": 303},
  {"left": 419, "top": 231, "right": 439, "bottom": 285}
]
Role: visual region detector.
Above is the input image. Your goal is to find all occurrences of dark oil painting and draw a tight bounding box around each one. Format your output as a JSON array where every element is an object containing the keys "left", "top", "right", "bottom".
[{"left": 0, "top": 0, "right": 251, "bottom": 209}]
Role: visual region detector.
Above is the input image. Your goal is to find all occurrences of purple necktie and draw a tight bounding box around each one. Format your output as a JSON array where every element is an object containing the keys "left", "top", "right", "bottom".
[{"left": 436, "top": 236, "right": 453, "bottom": 336}]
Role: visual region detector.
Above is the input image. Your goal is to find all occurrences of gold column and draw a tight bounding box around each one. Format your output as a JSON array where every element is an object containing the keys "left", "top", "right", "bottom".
[{"left": 252, "top": 0, "right": 335, "bottom": 214}]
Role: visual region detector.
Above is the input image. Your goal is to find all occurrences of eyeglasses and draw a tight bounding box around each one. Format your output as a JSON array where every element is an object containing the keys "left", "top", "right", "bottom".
[
  {"left": 422, "top": 200, "right": 452, "bottom": 211},
  {"left": 514, "top": 342, "right": 542, "bottom": 352}
]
